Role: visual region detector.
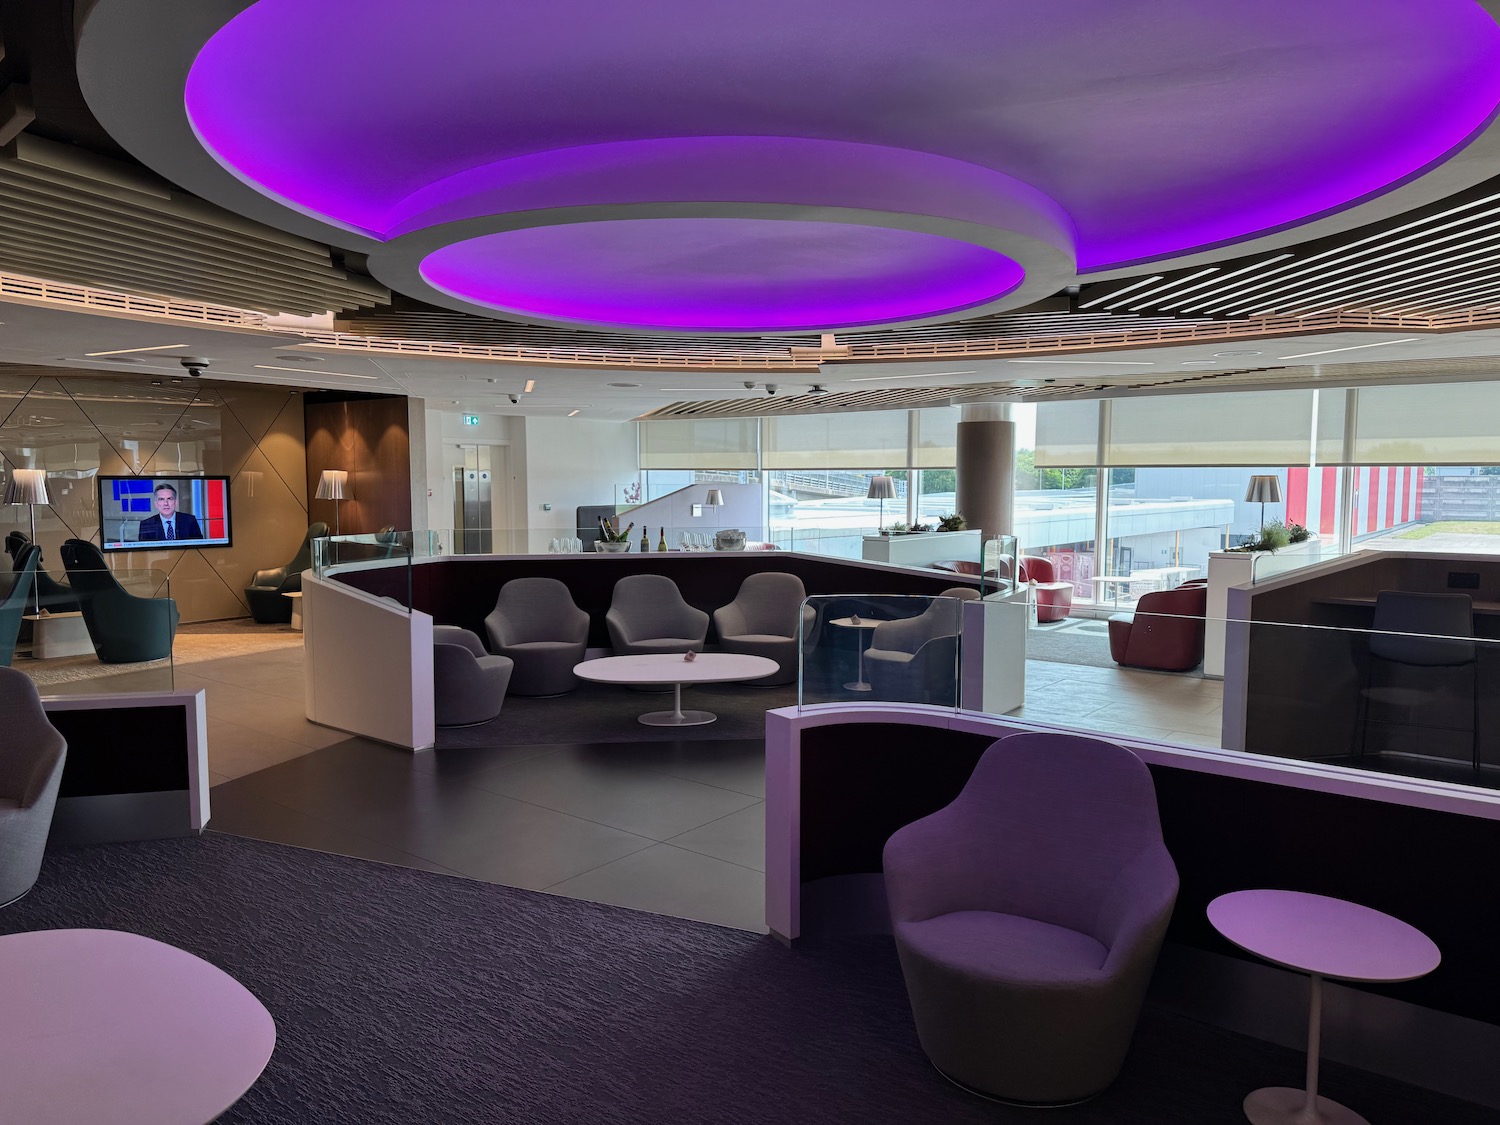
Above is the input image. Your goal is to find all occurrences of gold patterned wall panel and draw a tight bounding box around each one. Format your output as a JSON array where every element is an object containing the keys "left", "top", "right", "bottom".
[{"left": 0, "top": 374, "right": 307, "bottom": 623}]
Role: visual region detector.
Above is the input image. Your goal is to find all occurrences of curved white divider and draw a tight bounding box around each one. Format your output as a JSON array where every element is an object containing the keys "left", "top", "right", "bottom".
[{"left": 303, "top": 574, "right": 435, "bottom": 750}]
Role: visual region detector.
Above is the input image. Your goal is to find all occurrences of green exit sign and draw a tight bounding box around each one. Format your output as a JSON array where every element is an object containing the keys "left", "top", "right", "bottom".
[{"left": 463, "top": 415, "right": 481, "bottom": 426}]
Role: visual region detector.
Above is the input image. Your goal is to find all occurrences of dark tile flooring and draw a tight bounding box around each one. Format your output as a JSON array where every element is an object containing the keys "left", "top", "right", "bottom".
[{"left": 209, "top": 734, "right": 770, "bottom": 931}]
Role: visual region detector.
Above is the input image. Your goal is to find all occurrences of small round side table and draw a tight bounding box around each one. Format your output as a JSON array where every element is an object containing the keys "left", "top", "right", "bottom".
[
  {"left": 1207, "top": 889, "right": 1440, "bottom": 1125},
  {"left": 829, "top": 616, "right": 881, "bottom": 692}
]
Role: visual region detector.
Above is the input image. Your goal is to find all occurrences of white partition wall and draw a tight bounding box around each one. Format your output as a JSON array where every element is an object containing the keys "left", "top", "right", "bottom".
[{"left": 303, "top": 574, "right": 435, "bottom": 750}]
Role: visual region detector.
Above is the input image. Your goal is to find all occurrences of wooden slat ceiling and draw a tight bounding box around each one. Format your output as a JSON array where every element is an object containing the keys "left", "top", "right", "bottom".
[{"left": 0, "top": 134, "right": 388, "bottom": 316}]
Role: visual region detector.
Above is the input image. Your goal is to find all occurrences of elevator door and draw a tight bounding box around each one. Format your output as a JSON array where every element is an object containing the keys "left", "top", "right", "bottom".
[{"left": 453, "top": 445, "right": 493, "bottom": 554}]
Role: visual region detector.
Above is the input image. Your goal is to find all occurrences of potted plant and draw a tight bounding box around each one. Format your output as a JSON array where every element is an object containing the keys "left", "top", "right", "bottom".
[{"left": 936, "top": 513, "right": 966, "bottom": 532}]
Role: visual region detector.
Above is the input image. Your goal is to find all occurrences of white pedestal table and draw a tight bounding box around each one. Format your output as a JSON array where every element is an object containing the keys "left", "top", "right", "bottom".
[
  {"left": 574, "top": 652, "right": 778, "bottom": 726},
  {"left": 0, "top": 928, "right": 276, "bottom": 1125},
  {"left": 1208, "top": 890, "right": 1440, "bottom": 1125}
]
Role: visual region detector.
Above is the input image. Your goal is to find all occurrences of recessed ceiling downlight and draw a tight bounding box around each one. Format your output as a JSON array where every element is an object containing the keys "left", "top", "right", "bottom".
[
  {"left": 607, "top": 382, "right": 642, "bottom": 388},
  {"left": 274, "top": 354, "right": 325, "bottom": 362}
]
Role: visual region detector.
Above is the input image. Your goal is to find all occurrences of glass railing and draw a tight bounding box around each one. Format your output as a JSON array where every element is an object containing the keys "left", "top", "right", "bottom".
[
  {"left": 798, "top": 593, "right": 972, "bottom": 709},
  {"left": 989, "top": 598, "right": 1500, "bottom": 790},
  {"left": 18, "top": 568, "right": 175, "bottom": 697}
]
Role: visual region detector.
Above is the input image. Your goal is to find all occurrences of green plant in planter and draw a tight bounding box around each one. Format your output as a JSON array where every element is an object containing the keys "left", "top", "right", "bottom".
[
  {"left": 937, "top": 513, "right": 966, "bottom": 532},
  {"left": 1287, "top": 522, "right": 1310, "bottom": 544},
  {"left": 910, "top": 521, "right": 934, "bottom": 533},
  {"left": 1233, "top": 518, "right": 1293, "bottom": 553},
  {"left": 886, "top": 520, "right": 909, "bottom": 536}
]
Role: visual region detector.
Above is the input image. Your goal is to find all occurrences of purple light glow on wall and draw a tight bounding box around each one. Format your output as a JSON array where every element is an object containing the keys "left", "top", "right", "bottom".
[{"left": 419, "top": 220, "right": 1026, "bottom": 331}]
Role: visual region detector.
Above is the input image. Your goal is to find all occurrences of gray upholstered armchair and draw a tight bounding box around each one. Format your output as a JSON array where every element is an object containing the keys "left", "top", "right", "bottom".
[
  {"left": 863, "top": 588, "right": 977, "bottom": 705},
  {"left": 605, "top": 574, "right": 708, "bottom": 655},
  {"left": 245, "top": 522, "right": 328, "bottom": 624},
  {"left": 0, "top": 667, "right": 67, "bottom": 906},
  {"left": 884, "top": 732, "right": 1178, "bottom": 1105},
  {"left": 484, "top": 577, "right": 589, "bottom": 696},
  {"left": 712, "top": 572, "right": 815, "bottom": 685},
  {"left": 434, "top": 625, "right": 513, "bottom": 726}
]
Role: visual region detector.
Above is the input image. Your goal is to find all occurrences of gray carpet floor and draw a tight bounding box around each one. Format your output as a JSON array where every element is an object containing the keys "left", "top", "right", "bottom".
[{"left": 3, "top": 833, "right": 1496, "bottom": 1125}]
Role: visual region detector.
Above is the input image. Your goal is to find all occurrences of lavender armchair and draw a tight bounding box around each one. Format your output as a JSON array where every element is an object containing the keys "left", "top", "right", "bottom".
[{"left": 883, "top": 732, "right": 1178, "bottom": 1105}]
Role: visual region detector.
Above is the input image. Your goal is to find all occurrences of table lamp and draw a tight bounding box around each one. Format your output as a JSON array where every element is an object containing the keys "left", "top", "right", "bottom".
[
  {"left": 315, "top": 469, "right": 350, "bottom": 536},
  {"left": 1244, "top": 474, "right": 1282, "bottom": 531},
  {"left": 4, "top": 469, "right": 49, "bottom": 615},
  {"left": 867, "top": 474, "right": 896, "bottom": 532}
]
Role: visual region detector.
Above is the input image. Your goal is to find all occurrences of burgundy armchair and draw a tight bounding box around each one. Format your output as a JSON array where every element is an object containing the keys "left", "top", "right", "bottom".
[
  {"left": 1019, "top": 555, "right": 1073, "bottom": 623},
  {"left": 1107, "top": 582, "right": 1208, "bottom": 672}
]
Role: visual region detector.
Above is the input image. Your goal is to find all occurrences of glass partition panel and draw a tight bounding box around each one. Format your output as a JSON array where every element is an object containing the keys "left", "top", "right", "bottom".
[
  {"left": 311, "top": 533, "right": 414, "bottom": 609},
  {"left": 798, "top": 593, "right": 966, "bottom": 710},
  {"left": 988, "top": 599, "right": 1500, "bottom": 792},
  {"left": 18, "top": 568, "right": 174, "bottom": 697}
]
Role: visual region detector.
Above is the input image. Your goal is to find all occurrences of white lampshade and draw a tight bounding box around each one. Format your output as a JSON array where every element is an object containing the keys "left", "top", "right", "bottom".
[
  {"left": 315, "top": 469, "right": 349, "bottom": 501},
  {"left": 705, "top": 488, "right": 725, "bottom": 506},
  {"left": 3, "top": 468, "right": 49, "bottom": 507},
  {"left": 1244, "top": 475, "right": 1283, "bottom": 504},
  {"left": 866, "top": 474, "right": 897, "bottom": 500}
]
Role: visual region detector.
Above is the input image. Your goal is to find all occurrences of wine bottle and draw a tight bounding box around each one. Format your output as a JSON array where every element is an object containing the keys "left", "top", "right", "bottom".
[
  {"left": 657, "top": 527, "right": 668, "bottom": 552},
  {"left": 640, "top": 525, "right": 650, "bottom": 552},
  {"left": 617, "top": 522, "right": 634, "bottom": 545}
]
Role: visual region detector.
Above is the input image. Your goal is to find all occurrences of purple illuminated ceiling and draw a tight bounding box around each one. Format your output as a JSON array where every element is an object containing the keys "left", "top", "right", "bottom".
[
  {"left": 420, "top": 220, "right": 1027, "bottom": 332},
  {"left": 174, "top": 0, "right": 1500, "bottom": 331}
]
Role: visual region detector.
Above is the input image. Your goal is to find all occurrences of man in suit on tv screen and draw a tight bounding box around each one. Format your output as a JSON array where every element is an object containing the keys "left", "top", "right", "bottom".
[{"left": 135, "top": 483, "right": 203, "bottom": 542}]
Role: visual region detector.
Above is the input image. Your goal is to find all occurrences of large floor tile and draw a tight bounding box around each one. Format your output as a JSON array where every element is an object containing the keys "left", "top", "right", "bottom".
[
  {"left": 545, "top": 843, "right": 768, "bottom": 932},
  {"left": 207, "top": 718, "right": 319, "bottom": 780},
  {"left": 465, "top": 749, "right": 763, "bottom": 839},
  {"left": 665, "top": 803, "right": 766, "bottom": 871}
]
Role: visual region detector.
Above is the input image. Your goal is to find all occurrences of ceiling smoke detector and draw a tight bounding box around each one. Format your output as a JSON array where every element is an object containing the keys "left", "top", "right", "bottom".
[{"left": 808, "top": 384, "right": 829, "bottom": 395}]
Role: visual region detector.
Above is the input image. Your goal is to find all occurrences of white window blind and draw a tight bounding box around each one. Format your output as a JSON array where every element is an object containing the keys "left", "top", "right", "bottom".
[
  {"left": 1033, "top": 400, "right": 1100, "bottom": 467},
  {"left": 1350, "top": 381, "right": 1500, "bottom": 465},
  {"left": 762, "top": 411, "right": 910, "bottom": 469},
  {"left": 1107, "top": 390, "right": 1320, "bottom": 466},
  {"left": 637, "top": 418, "right": 758, "bottom": 470},
  {"left": 912, "top": 407, "right": 959, "bottom": 468}
]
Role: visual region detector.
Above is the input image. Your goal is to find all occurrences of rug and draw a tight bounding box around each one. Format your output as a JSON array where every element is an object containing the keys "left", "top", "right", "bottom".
[
  {"left": 15, "top": 617, "right": 300, "bottom": 686},
  {"left": 1025, "top": 616, "right": 1119, "bottom": 670},
  {"left": 0, "top": 833, "right": 1487, "bottom": 1125}
]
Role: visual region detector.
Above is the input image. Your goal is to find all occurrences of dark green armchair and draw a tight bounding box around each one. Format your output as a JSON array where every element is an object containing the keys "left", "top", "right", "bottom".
[
  {"left": 60, "top": 539, "right": 178, "bottom": 663},
  {"left": 4, "top": 532, "right": 78, "bottom": 615},
  {"left": 0, "top": 548, "right": 37, "bottom": 667},
  {"left": 245, "top": 522, "right": 328, "bottom": 624}
]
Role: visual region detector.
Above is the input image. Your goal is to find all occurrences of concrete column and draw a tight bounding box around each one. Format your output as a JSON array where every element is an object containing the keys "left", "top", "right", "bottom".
[{"left": 956, "top": 402, "right": 1016, "bottom": 540}]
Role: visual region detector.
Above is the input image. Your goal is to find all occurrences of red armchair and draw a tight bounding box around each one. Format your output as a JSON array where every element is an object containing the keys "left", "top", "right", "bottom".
[
  {"left": 1107, "top": 583, "right": 1208, "bottom": 672},
  {"left": 1019, "top": 555, "right": 1073, "bottom": 623}
]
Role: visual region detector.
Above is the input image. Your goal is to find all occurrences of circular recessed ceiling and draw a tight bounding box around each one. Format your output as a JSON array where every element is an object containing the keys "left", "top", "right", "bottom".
[
  {"left": 76, "top": 0, "right": 1500, "bottom": 332},
  {"left": 417, "top": 218, "right": 1027, "bottom": 332}
]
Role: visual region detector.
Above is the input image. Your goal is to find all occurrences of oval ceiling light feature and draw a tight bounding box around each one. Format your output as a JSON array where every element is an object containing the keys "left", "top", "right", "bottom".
[{"left": 76, "top": 0, "right": 1500, "bottom": 322}]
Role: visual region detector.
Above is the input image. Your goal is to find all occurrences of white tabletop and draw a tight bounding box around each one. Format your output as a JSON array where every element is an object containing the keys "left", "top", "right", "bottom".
[
  {"left": 0, "top": 928, "right": 276, "bottom": 1125},
  {"left": 1208, "top": 890, "right": 1440, "bottom": 983},
  {"left": 829, "top": 616, "right": 881, "bottom": 631},
  {"left": 575, "top": 652, "right": 778, "bottom": 686}
]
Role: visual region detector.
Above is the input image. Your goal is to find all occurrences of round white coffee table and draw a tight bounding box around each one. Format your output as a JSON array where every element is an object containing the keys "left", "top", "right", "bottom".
[
  {"left": 829, "top": 616, "right": 881, "bottom": 691},
  {"left": 1208, "top": 890, "right": 1440, "bottom": 1125},
  {"left": 0, "top": 928, "right": 277, "bottom": 1125},
  {"left": 574, "top": 653, "right": 779, "bottom": 726}
]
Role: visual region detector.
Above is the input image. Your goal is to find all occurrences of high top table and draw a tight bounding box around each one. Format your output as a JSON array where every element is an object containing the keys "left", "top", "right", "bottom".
[
  {"left": 1208, "top": 890, "right": 1440, "bottom": 1125},
  {"left": 574, "top": 652, "right": 778, "bottom": 726},
  {"left": 0, "top": 928, "right": 276, "bottom": 1125}
]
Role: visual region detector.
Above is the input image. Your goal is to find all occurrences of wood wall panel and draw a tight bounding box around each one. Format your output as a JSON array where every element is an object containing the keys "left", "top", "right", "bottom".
[{"left": 304, "top": 395, "right": 412, "bottom": 536}]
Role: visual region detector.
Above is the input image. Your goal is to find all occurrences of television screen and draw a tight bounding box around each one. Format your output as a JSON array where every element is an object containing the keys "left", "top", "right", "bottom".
[{"left": 98, "top": 476, "right": 232, "bottom": 552}]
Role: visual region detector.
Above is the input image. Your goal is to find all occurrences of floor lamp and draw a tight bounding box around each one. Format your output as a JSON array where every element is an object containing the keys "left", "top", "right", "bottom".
[
  {"left": 316, "top": 469, "right": 349, "bottom": 536},
  {"left": 867, "top": 474, "right": 896, "bottom": 533},
  {"left": 1244, "top": 474, "right": 1282, "bottom": 532},
  {"left": 4, "top": 469, "right": 49, "bottom": 616}
]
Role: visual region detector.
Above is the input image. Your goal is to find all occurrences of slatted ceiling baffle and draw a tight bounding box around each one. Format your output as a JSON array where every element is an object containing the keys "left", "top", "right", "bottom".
[{"left": 0, "top": 136, "right": 388, "bottom": 316}]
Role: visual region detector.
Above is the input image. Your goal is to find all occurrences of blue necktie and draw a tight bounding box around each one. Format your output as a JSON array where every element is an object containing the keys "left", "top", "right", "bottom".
[{"left": 165, "top": 520, "right": 174, "bottom": 540}]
